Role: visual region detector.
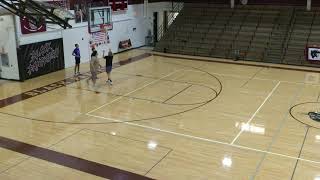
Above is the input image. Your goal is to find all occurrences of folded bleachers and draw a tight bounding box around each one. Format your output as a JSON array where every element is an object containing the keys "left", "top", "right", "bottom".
[{"left": 154, "top": 3, "right": 320, "bottom": 67}]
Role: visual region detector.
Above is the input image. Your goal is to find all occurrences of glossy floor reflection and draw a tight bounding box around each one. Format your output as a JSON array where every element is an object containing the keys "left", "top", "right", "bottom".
[{"left": 0, "top": 49, "right": 320, "bottom": 179}]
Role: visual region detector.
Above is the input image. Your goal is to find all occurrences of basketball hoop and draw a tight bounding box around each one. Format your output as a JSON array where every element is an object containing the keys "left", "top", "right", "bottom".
[
  {"left": 105, "top": 23, "right": 113, "bottom": 31},
  {"left": 99, "top": 23, "right": 113, "bottom": 33}
]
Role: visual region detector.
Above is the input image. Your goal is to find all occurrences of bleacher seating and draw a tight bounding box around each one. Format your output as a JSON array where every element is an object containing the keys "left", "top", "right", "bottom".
[
  {"left": 154, "top": 3, "right": 320, "bottom": 67},
  {"left": 284, "top": 9, "right": 314, "bottom": 65}
]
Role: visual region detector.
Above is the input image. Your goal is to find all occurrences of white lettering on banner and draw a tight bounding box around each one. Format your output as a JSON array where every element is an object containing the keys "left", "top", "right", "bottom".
[{"left": 27, "top": 42, "right": 59, "bottom": 75}]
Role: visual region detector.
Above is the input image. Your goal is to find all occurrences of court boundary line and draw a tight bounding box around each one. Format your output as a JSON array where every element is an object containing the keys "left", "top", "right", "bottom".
[
  {"left": 250, "top": 83, "right": 305, "bottom": 179},
  {"left": 152, "top": 53, "right": 320, "bottom": 73},
  {"left": 290, "top": 126, "right": 310, "bottom": 180},
  {"left": 230, "top": 81, "right": 281, "bottom": 144},
  {"left": 86, "top": 114, "right": 320, "bottom": 165}
]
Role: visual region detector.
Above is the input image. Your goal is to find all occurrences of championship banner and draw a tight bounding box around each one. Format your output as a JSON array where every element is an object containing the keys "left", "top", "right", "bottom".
[
  {"left": 18, "top": 39, "right": 64, "bottom": 80},
  {"left": 306, "top": 45, "right": 320, "bottom": 61}
]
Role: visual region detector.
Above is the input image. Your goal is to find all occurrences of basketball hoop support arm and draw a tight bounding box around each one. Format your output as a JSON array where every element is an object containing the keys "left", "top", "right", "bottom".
[{"left": 0, "top": 0, "right": 72, "bottom": 28}]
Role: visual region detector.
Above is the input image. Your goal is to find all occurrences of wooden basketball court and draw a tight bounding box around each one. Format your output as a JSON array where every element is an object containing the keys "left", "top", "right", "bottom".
[{"left": 0, "top": 48, "right": 319, "bottom": 179}]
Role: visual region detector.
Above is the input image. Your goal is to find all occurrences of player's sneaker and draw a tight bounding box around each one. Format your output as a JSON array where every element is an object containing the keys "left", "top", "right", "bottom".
[{"left": 106, "top": 79, "right": 113, "bottom": 85}]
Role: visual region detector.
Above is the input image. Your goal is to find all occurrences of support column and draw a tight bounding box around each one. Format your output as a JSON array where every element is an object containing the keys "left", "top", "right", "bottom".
[
  {"left": 307, "top": 0, "right": 311, "bottom": 11},
  {"left": 231, "top": 0, "right": 234, "bottom": 8},
  {"left": 144, "top": 0, "right": 148, "bottom": 17}
]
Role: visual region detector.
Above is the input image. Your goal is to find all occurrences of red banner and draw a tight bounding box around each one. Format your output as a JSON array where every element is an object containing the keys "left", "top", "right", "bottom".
[
  {"left": 118, "top": 39, "right": 132, "bottom": 50},
  {"left": 20, "top": 17, "right": 46, "bottom": 35}
]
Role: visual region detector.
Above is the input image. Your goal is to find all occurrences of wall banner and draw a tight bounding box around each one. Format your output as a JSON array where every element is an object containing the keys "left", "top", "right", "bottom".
[
  {"left": 307, "top": 46, "right": 320, "bottom": 61},
  {"left": 18, "top": 38, "right": 64, "bottom": 80},
  {"left": 20, "top": 16, "right": 46, "bottom": 34}
]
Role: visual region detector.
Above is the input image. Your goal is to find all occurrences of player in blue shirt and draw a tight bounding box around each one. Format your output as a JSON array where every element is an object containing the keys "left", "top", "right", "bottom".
[{"left": 72, "top": 44, "right": 81, "bottom": 76}]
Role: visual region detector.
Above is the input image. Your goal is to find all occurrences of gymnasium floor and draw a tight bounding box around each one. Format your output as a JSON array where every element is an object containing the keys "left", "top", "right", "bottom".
[{"left": 0, "top": 48, "right": 320, "bottom": 179}]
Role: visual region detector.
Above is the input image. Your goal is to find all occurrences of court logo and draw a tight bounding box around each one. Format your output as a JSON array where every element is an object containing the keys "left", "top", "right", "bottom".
[{"left": 311, "top": 50, "right": 320, "bottom": 58}]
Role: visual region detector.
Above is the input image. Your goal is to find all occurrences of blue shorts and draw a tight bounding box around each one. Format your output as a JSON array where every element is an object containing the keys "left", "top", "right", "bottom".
[{"left": 106, "top": 66, "right": 112, "bottom": 73}]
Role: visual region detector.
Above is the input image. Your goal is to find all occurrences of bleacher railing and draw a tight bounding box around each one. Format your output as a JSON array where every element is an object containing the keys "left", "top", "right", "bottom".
[
  {"left": 280, "top": 8, "right": 296, "bottom": 63},
  {"left": 156, "top": 0, "right": 184, "bottom": 43}
]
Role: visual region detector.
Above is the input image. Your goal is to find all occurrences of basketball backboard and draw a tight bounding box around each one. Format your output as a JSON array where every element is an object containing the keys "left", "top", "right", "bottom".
[{"left": 88, "top": 6, "right": 112, "bottom": 33}]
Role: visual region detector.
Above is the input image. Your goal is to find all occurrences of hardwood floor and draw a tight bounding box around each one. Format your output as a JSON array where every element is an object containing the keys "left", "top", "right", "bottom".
[{"left": 0, "top": 49, "right": 319, "bottom": 179}]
